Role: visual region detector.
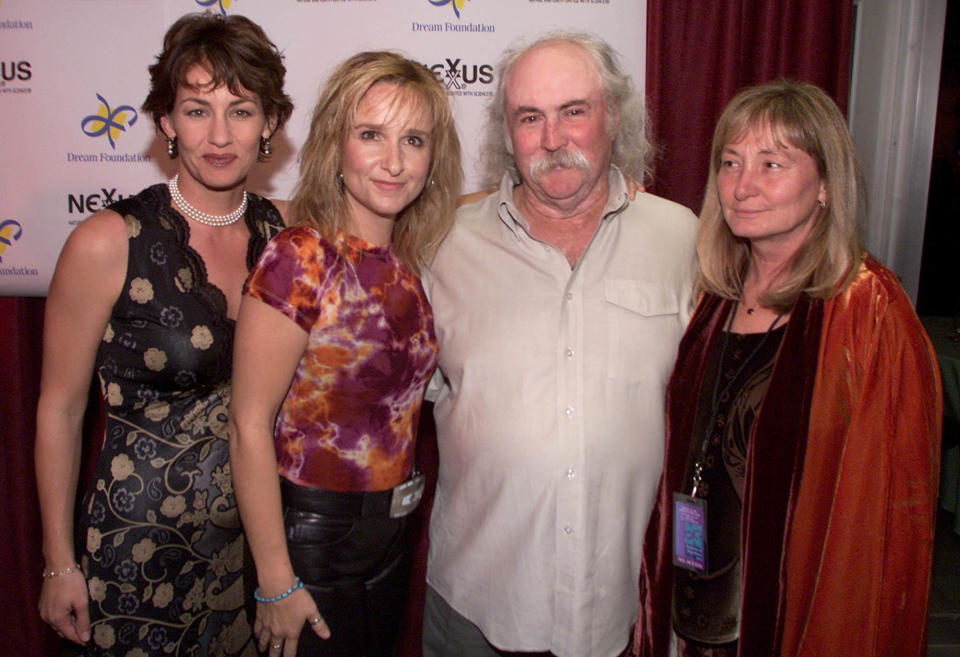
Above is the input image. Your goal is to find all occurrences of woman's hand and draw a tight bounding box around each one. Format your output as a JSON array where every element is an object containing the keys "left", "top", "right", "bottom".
[
  {"left": 230, "top": 296, "right": 321, "bottom": 657},
  {"left": 38, "top": 571, "right": 91, "bottom": 645},
  {"left": 36, "top": 209, "right": 126, "bottom": 648},
  {"left": 624, "top": 176, "right": 645, "bottom": 199},
  {"left": 254, "top": 588, "right": 330, "bottom": 657}
]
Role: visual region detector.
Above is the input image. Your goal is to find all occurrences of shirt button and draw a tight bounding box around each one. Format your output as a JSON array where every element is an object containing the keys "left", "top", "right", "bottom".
[
  {"left": 566, "top": 467, "right": 575, "bottom": 478},
  {"left": 563, "top": 526, "right": 573, "bottom": 535},
  {"left": 565, "top": 292, "right": 573, "bottom": 300},
  {"left": 564, "top": 406, "right": 574, "bottom": 417},
  {"left": 565, "top": 348, "right": 574, "bottom": 358}
]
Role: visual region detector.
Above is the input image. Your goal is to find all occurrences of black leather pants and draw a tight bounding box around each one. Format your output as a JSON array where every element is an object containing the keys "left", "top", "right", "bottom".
[{"left": 244, "top": 478, "right": 411, "bottom": 657}]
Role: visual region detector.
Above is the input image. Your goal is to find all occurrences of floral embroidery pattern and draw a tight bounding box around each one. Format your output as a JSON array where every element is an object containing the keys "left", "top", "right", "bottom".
[
  {"left": 124, "top": 215, "right": 142, "bottom": 239},
  {"left": 77, "top": 185, "right": 281, "bottom": 657},
  {"left": 143, "top": 347, "right": 167, "bottom": 372},
  {"left": 129, "top": 278, "right": 154, "bottom": 304},
  {"left": 191, "top": 325, "right": 214, "bottom": 350}
]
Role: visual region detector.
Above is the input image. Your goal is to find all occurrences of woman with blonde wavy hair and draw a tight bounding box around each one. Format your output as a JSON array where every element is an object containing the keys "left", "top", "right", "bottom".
[
  {"left": 228, "top": 51, "right": 461, "bottom": 657},
  {"left": 634, "top": 79, "right": 940, "bottom": 657}
]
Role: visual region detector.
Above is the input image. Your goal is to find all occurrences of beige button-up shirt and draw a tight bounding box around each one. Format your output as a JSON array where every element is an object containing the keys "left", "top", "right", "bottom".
[{"left": 423, "top": 169, "right": 697, "bottom": 657}]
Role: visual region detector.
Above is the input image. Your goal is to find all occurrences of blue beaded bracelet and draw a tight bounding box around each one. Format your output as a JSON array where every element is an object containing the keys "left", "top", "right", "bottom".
[{"left": 254, "top": 577, "right": 303, "bottom": 603}]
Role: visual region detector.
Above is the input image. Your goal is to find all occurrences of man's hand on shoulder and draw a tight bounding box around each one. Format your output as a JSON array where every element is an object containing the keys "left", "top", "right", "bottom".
[
  {"left": 458, "top": 188, "right": 497, "bottom": 208},
  {"left": 624, "top": 176, "right": 645, "bottom": 200}
]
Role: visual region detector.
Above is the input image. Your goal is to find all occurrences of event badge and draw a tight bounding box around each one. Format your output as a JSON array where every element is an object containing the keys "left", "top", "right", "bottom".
[
  {"left": 672, "top": 492, "right": 708, "bottom": 574},
  {"left": 389, "top": 472, "right": 426, "bottom": 518}
]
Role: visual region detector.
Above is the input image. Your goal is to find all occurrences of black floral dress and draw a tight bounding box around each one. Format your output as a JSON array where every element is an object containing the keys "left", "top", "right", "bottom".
[{"left": 76, "top": 184, "right": 283, "bottom": 657}]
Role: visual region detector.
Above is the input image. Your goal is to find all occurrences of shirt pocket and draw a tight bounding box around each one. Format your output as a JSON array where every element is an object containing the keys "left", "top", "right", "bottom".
[{"left": 605, "top": 279, "right": 681, "bottom": 382}]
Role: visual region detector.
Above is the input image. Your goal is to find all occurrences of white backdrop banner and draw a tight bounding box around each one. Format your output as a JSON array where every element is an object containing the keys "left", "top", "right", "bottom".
[{"left": 0, "top": 0, "right": 645, "bottom": 296}]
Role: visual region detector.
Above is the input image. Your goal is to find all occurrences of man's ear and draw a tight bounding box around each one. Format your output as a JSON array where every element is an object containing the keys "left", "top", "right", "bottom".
[{"left": 607, "top": 107, "right": 620, "bottom": 139}]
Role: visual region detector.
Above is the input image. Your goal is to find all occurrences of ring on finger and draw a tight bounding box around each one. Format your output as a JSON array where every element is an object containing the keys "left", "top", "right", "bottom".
[
  {"left": 271, "top": 642, "right": 282, "bottom": 650},
  {"left": 309, "top": 616, "right": 322, "bottom": 626}
]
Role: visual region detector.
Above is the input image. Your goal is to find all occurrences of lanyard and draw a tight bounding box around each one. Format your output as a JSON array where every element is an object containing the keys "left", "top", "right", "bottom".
[{"left": 688, "top": 301, "right": 782, "bottom": 498}]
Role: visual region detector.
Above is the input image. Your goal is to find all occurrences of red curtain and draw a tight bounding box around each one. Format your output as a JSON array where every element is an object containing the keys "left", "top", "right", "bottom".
[
  {"left": 0, "top": 5, "right": 853, "bottom": 655},
  {"left": 0, "top": 297, "right": 60, "bottom": 657},
  {"left": 646, "top": 0, "right": 854, "bottom": 211}
]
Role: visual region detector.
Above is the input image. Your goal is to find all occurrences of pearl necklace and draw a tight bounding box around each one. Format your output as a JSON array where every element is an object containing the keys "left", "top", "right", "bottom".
[{"left": 167, "top": 175, "right": 247, "bottom": 227}]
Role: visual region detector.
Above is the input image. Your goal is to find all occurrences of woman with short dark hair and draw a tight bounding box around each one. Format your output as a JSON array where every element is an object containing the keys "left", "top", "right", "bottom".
[{"left": 36, "top": 12, "right": 292, "bottom": 656}]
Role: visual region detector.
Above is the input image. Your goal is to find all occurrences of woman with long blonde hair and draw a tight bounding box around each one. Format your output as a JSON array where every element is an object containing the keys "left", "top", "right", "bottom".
[
  {"left": 229, "top": 51, "right": 461, "bottom": 657},
  {"left": 635, "top": 80, "right": 940, "bottom": 657}
]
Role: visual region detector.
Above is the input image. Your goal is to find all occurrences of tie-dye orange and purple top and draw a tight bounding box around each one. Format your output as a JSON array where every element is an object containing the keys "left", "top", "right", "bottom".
[{"left": 244, "top": 226, "right": 437, "bottom": 492}]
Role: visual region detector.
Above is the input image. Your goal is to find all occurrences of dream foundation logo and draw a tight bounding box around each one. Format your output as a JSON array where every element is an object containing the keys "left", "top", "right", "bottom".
[
  {"left": 196, "top": 0, "right": 232, "bottom": 15},
  {"left": 415, "top": 0, "right": 494, "bottom": 33},
  {"left": 0, "top": 219, "right": 37, "bottom": 277},
  {"left": 0, "top": 18, "right": 33, "bottom": 30},
  {"left": 0, "top": 220, "right": 23, "bottom": 263},
  {"left": 0, "top": 0, "right": 35, "bottom": 30},
  {"left": 429, "top": 0, "right": 468, "bottom": 18},
  {"left": 81, "top": 94, "right": 138, "bottom": 150},
  {"left": 70, "top": 94, "right": 151, "bottom": 164}
]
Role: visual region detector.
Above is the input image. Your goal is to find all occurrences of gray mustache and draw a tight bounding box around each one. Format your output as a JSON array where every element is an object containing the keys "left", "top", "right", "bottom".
[{"left": 529, "top": 149, "right": 590, "bottom": 180}]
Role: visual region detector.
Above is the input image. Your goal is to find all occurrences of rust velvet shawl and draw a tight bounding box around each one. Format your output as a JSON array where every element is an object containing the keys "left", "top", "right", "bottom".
[{"left": 635, "top": 258, "right": 942, "bottom": 657}]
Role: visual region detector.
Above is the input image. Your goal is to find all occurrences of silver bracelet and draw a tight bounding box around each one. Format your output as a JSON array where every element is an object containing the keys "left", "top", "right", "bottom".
[{"left": 42, "top": 563, "right": 82, "bottom": 581}]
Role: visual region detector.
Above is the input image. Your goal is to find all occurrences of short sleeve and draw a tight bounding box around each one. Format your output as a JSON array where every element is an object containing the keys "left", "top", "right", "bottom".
[{"left": 244, "top": 226, "right": 327, "bottom": 332}]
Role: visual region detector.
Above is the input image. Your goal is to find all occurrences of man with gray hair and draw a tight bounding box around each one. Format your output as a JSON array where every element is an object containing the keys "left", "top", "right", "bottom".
[{"left": 421, "top": 32, "right": 697, "bottom": 657}]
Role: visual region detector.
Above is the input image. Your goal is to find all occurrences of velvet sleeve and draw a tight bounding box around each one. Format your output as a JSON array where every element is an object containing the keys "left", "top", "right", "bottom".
[
  {"left": 781, "top": 261, "right": 942, "bottom": 657},
  {"left": 868, "top": 292, "right": 942, "bottom": 655}
]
